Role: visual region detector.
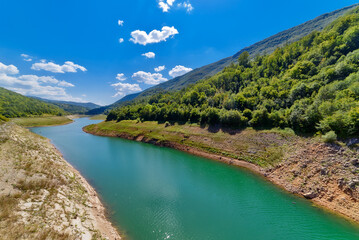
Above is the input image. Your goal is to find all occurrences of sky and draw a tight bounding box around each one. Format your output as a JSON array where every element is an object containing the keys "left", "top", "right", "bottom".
[{"left": 0, "top": 0, "right": 358, "bottom": 105}]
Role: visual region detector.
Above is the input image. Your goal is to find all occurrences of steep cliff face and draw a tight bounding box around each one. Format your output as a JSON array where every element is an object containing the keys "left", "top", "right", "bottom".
[{"left": 0, "top": 122, "right": 121, "bottom": 240}]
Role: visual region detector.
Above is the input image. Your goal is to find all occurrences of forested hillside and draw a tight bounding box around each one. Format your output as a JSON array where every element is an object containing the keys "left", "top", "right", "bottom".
[
  {"left": 107, "top": 7, "right": 359, "bottom": 137},
  {"left": 32, "top": 97, "right": 100, "bottom": 114},
  {"left": 94, "top": 4, "right": 358, "bottom": 114},
  {"left": 0, "top": 87, "right": 65, "bottom": 117}
]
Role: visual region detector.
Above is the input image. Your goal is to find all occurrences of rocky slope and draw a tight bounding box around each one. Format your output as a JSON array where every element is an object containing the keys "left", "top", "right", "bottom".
[{"left": 0, "top": 122, "right": 121, "bottom": 239}]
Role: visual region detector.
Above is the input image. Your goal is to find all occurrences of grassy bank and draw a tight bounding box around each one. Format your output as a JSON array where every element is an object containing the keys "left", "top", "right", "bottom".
[
  {"left": 12, "top": 116, "right": 73, "bottom": 127},
  {"left": 84, "top": 120, "right": 298, "bottom": 167},
  {"left": 84, "top": 120, "right": 359, "bottom": 224},
  {"left": 89, "top": 114, "right": 107, "bottom": 120}
]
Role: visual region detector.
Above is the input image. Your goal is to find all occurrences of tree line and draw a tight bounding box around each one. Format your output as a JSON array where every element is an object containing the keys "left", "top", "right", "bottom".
[{"left": 107, "top": 8, "right": 359, "bottom": 137}]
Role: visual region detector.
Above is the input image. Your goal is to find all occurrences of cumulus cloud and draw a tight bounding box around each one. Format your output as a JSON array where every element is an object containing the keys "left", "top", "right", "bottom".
[
  {"left": 132, "top": 71, "right": 168, "bottom": 85},
  {"left": 154, "top": 65, "right": 165, "bottom": 72},
  {"left": 0, "top": 62, "right": 19, "bottom": 75},
  {"left": 119, "top": 38, "right": 124, "bottom": 43},
  {"left": 142, "top": 52, "right": 156, "bottom": 59},
  {"left": 118, "top": 19, "right": 124, "bottom": 26},
  {"left": 111, "top": 82, "right": 142, "bottom": 97},
  {"left": 21, "top": 54, "right": 33, "bottom": 62},
  {"left": 0, "top": 61, "right": 81, "bottom": 101},
  {"left": 31, "top": 61, "right": 87, "bottom": 73},
  {"left": 130, "top": 26, "right": 178, "bottom": 45},
  {"left": 0, "top": 74, "right": 79, "bottom": 101},
  {"left": 169, "top": 65, "right": 192, "bottom": 78},
  {"left": 159, "top": 0, "right": 176, "bottom": 12},
  {"left": 58, "top": 81, "right": 75, "bottom": 87},
  {"left": 159, "top": 0, "right": 193, "bottom": 13},
  {"left": 116, "top": 73, "right": 126, "bottom": 81},
  {"left": 159, "top": 1, "right": 170, "bottom": 12},
  {"left": 178, "top": 2, "right": 194, "bottom": 12}
]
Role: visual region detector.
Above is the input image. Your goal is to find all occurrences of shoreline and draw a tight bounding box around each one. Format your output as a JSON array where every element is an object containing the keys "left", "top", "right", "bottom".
[
  {"left": 0, "top": 121, "right": 122, "bottom": 239},
  {"left": 50, "top": 141, "right": 122, "bottom": 240},
  {"left": 83, "top": 124, "right": 359, "bottom": 226}
]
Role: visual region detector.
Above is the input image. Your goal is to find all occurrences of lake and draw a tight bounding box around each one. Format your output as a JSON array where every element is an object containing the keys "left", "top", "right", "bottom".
[{"left": 31, "top": 118, "right": 359, "bottom": 240}]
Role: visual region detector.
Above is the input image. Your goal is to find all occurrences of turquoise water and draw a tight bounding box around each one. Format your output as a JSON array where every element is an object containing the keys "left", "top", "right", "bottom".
[{"left": 31, "top": 118, "right": 359, "bottom": 240}]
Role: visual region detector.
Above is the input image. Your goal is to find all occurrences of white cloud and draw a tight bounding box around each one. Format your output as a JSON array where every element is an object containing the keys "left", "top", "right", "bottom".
[
  {"left": 169, "top": 65, "right": 192, "bottom": 78},
  {"left": 0, "top": 61, "right": 80, "bottom": 101},
  {"left": 178, "top": 2, "right": 193, "bottom": 13},
  {"left": 58, "top": 81, "right": 75, "bottom": 87},
  {"left": 0, "top": 62, "right": 19, "bottom": 75},
  {"left": 130, "top": 26, "right": 178, "bottom": 45},
  {"left": 132, "top": 71, "right": 168, "bottom": 85},
  {"left": 154, "top": 65, "right": 165, "bottom": 72},
  {"left": 159, "top": 0, "right": 176, "bottom": 12},
  {"left": 142, "top": 52, "right": 156, "bottom": 59},
  {"left": 116, "top": 73, "right": 126, "bottom": 81},
  {"left": 119, "top": 38, "right": 124, "bottom": 43},
  {"left": 167, "top": 0, "right": 175, "bottom": 5},
  {"left": 159, "top": 0, "right": 193, "bottom": 13},
  {"left": 0, "top": 73, "right": 79, "bottom": 101},
  {"left": 159, "top": 2, "right": 170, "bottom": 12},
  {"left": 118, "top": 19, "right": 124, "bottom": 26},
  {"left": 21, "top": 53, "right": 33, "bottom": 62},
  {"left": 31, "top": 61, "right": 87, "bottom": 73},
  {"left": 111, "top": 82, "right": 142, "bottom": 97}
]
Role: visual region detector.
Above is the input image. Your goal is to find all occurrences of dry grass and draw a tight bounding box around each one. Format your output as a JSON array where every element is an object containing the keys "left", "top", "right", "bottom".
[
  {"left": 12, "top": 116, "right": 73, "bottom": 127},
  {"left": 0, "top": 122, "right": 118, "bottom": 239}
]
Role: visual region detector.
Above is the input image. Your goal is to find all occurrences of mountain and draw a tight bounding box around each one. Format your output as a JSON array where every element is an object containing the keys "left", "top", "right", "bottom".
[
  {"left": 107, "top": 5, "right": 359, "bottom": 137},
  {"left": 32, "top": 97, "right": 101, "bottom": 114},
  {"left": 93, "top": 3, "right": 359, "bottom": 114},
  {"left": 0, "top": 87, "right": 66, "bottom": 118},
  {"left": 87, "top": 92, "right": 139, "bottom": 115}
]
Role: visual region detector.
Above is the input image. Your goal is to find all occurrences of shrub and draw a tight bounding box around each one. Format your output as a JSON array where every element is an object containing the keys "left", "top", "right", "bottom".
[{"left": 322, "top": 131, "right": 337, "bottom": 143}]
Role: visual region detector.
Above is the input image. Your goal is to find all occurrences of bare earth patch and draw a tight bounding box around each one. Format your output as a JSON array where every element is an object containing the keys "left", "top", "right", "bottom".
[{"left": 0, "top": 122, "right": 121, "bottom": 239}]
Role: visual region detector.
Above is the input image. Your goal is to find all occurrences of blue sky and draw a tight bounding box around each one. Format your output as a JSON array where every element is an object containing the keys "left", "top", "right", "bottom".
[{"left": 0, "top": 0, "right": 357, "bottom": 105}]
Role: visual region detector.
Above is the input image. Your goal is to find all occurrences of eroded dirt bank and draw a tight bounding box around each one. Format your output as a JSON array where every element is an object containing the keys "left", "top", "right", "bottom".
[
  {"left": 84, "top": 121, "right": 359, "bottom": 224},
  {"left": 0, "top": 122, "right": 121, "bottom": 240}
]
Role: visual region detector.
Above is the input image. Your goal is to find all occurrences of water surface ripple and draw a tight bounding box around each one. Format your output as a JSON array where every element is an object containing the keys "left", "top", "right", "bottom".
[{"left": 31, "top": 118, "right": 359, "bottom": 240}]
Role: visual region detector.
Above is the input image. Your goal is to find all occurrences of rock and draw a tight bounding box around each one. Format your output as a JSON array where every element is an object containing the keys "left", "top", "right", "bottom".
[
  {"left": 348, "top": 180, "right": 359, "bottom": 190},
  {"left": 338, "top": 178, "right": 346, "bottom": 188},
  {"left": 320, "top": 167, "right": 327, "bottom": 175},
  {"left": 304, "top": 191, "right": 318, "bottom": 199},
  {"left": 351, "top": 159, "right": 359, "bottom": 167},
  {"left": 346, "top": 138, "right": 359, "bottom": 146}
]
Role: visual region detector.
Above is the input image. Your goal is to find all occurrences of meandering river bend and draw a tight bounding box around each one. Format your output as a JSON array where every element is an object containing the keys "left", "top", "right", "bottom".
[{"left": 31, "top": 118, "right": 359, "bottom": 240}]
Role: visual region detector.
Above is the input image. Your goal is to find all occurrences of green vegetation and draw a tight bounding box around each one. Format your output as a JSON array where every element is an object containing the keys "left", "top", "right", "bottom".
[
  {"left": 0, "top": 87, "right": 65, "bottom": 118},
  {"left": 84, "top": 120, "right": 294, "bottom": 167},
  {"left": 92, "top": 4, "right": 358, "bottom": 114},
  {"left": 33, "top": 97, "right": 100, "bottom": 114},
  {"left": 322, "top": 131, "right": 337, "bottom": 143},
  {"left": 107, "top": 7, "right": 359, "bottom": 138},
  {"left": 12, "top": 116, "right": 73, "bottom": 127},
  {"left": 89, "top": 114, "right": 107, "bottom": 120}
]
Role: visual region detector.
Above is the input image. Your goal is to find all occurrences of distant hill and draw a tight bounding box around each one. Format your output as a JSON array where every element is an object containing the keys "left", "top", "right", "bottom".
[
  {"left": 32, "top": 97, "right": 101, "bottom": 114},
  {"left": 92, "top": 3, "right": 359, "bottom": 114},
  {"left": 0, "top": 87, "right": 65, "bottom": 118},
  {"left": 87, "top": 93, "right": 139, "bottom": 115}
]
